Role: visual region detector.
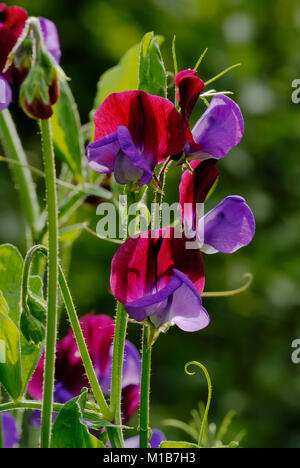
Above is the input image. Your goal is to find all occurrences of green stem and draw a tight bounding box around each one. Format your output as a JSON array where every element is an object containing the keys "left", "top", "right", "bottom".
[
  {"left": 0, "top": 109, "right": 40, "bottom": 240},
  {"left": 109, "top": 302, "right": 128, "bottom": 448},
  {"left": 40, "top": 119, "right": 59, "bottom": 449},
  {"left": 0, "top": 401, "right": 101, "bottom": 422},
  {"left": 58, "top": 266, "right": 112, "bottom": 421},
  {"left": 139, "top": 326, "right": 152, "bottom": 448}
]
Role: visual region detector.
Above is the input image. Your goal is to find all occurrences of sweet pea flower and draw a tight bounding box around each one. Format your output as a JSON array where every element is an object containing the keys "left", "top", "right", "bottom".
[
  {"left": 179, "top": 160, "right": 255, "bottom": 254},
  {"left": 1, "top": 412, "right": 19, "bottom": 448},
  {"left": 28, "top": 314, "right": 141, "bottom": 423},
  {"left": 87, "top": 90, "right": 186, "bottom": 186},
  {"left": 110, "top": 228, "right": 209, "bottom": 332},
  {"left": 125, "top": 430, "right": 166, "bottom": 448},
  {"left": 175, "top": 70, "right": 244, "bottom": 161}
]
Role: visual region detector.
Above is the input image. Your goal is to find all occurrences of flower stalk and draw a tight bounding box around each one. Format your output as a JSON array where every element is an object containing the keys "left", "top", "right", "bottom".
[
  {"left": 109, "top": 302, "right": 128, "bottom": 448},
  {"left": 139, "top": 325, "right": 152, "bottom": 448},
  {"left": 40, "top": 118, "right": 59, "bottom": 448}
]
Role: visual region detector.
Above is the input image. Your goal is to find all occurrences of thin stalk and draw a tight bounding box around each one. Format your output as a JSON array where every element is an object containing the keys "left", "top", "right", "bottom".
[
  {"left": 109, "top": 302, "right": 128, "bottom": 448},
  {"left": 139, "top": 326, "right": 152, "bottom": 448},
  {"left": 0, "top": 401, "right": 101, "bottom": 422},
  {"left": 58, "top": 266, "right": 112, "bottom": 421},
  {"left": 0, "top": 109, "right": 40, "bottom": 240},
  {"left": 40, "top": 119, "right": 59, "bottom": 449}
]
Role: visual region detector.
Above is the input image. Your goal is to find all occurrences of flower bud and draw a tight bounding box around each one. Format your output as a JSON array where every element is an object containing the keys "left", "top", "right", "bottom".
[{"left": 19, "top": 49, "right": 59, "bottom": 119}]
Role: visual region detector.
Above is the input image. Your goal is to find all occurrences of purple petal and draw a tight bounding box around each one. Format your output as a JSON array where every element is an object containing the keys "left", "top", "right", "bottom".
[
  {"left": 87, "top": 131, "right": 120, "bottom": 173},
  {"left": 39, "top": 18, "right": 61, "bottom": 63},
  {"left": 124, "top": 430, "right": 166, "bottom": 448},
  {"left": 100, "top": 340, "right": 141, "bottom": 394},
  {"left": 0, "top": 76, "right": 12, "bottom": 112},
  {"left": 1, "top": 413, "right": 19, "bottom": 448},
  {"left": 114, "top": 126, "right": 153, "bottom": 186},
  {"left": 186, "top": 95, "right": 244, "bottom": 160},
  {"left": 201, "top": 196, "right": 255, "bottom": 254},
  {"left": 125, "top": 269, "right": 210, "bottom": 332}
]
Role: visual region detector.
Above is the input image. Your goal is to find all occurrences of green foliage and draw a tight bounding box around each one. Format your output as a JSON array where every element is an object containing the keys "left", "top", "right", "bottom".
[
  {"left": 138, "top": 32, "right": 167, "bottom": 98},
  {"left": 93, "top": 43, "right": 140, "bottom": 111},
  {"left": 0, "top": 245, "right": 43, "bottom": 398},
  {"left": 52, "top": 80, "right": 84, "bottom": 182},
  {"left": 0, "top": 291, "right": 22, "bottom": 399},
  {"left": 51, "top": 389, "right": 104, "bottom": 448},
  {"left": 160, "top": 441, "right": 199, "bottom": 448}
]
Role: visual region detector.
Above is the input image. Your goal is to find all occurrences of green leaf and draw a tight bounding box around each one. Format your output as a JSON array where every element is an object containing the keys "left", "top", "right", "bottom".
[
  {"left": 160, "top": 441, "right": 199, "bottom": 449},
  {"left": 52, "top": 80, "right": 84, "bottom": 181},
  {"left": 0, "top": 291, "right": 22, "bottom": 399},
  {"left": 92, "top": 43, "right": 140, "bottom": 112},
  {"left": 51, "top": 389, "right": 103, "bottom": 448},
  {"left": 138, "top": 32, "right": 167, "bottom": 98},
  {"left": 0, "top": 245, "right": 43, "bottom": 396},
  {"left": 0, "top": 244, "right": 23, "bottom": 325}
]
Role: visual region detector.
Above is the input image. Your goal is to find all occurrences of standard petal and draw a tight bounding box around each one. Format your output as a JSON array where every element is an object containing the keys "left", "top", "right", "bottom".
[
  {"left": 125, "top": 269, "right": 209, "bottom": 332},
  {"left": 201, "top": 196, "right": 255, "bottom": 254},
  {"left": 0, "top": 24, "right": 16, "bottom": 80},
  {"left": 175, "top": 69, "right": 205, "bottom": 122},
  {"left": 93, "top": 90, "right": 185, "bottom": 164},
  {"left": 1, "top": 413, "right": 19, "bottom": 448},
  {"left": 86, "top": 131, "right": 120, "bottom": 173},
  {"left": 0, "top": 75, "right": 12, "bottom": 111},
  {"left": 39, "top": 18, "right": 61, "bottom": 63},
  {"left": 110, "top": 228, "right": 205, "bottom": 305},
  {"left": 179, "top": 160, "right": 219, "bottom": 235},
  {"left": 187, "top": 95, "right": 244, "bottom": 159},
  {"left": 2, "top": 4, "right": 28, "bottom": 37}
]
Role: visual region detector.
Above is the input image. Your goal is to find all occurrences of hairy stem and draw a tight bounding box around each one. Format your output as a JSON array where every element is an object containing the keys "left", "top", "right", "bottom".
[
  {"left": 139, "top": 326, "right": 152, "bottom": 448},
  {"left": 40, "top": 119, "right": 59, "bottom": 449},
  {"left": 58, "top": 266, "right": 112, "bottom": 421},
  {"left": 109, "top": 302, "right": 128, "bottom": 448}
]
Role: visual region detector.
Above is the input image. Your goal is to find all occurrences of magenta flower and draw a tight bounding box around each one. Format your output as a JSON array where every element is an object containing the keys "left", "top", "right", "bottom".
[
  {"left": 111, "top": 228, "right": 209, "bottom": 332},
  {"left": 0, "top": 75, "right": 12, "bottom": 111},
  {"left": 28, "top": 314, "right": 141, "bottom": 423},
  {"left": 125, "top": 430, "right": 166, "bottom": 448},
  {"left": 1, "top": 413, "right": 19, "bottom": 448},
  {"left": 87, "top": 90, "right": 186, "bottom": 186},
  {"left": 175, "top": 70, "right": 244, "bottom": 160},
  {"left": 179, "top": 161, "right": 255, "bottom": 253}
]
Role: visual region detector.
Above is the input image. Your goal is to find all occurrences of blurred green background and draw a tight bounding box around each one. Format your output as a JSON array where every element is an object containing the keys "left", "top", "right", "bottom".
[{"left": 1, "top": 0, "right": 300, "bottom": 448}]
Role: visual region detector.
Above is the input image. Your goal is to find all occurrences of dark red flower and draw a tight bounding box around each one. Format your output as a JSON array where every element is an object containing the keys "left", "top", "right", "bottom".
[{"left": 0, "top": 3, "right": 28, "bottom": 80}]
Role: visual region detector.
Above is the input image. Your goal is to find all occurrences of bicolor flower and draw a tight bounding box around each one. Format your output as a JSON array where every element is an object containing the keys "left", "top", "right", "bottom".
[
  {"left": 179, "top": 160, "right": 255, "bottom": 253},
  {"left": 87, "top": 90, "right": 186, "bottom": 186},
  {"left": 1, "top": 413, "right": 19, "bottom": 448},
  {"left": 110, "top": 228, "right": 209, "bottom": 332},
  {"left": 125, "top": 430, "right": 166, "bottom": 448},
  {"left": 0, "top": 75, "right": 12, "bottom": 111},
  {"left": 28, "top": 314, "right": 141, "bottom": 423},
  {"left": 175, "top": 70, "right": 244, "bottom": 161}
]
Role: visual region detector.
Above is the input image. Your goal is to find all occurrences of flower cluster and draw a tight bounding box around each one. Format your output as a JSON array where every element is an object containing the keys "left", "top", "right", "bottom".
[
  {"left": 87, "top": 69, "right": 255, "bottom": 334},
  {"left": 0, "top": 3, "right": 61, "bottom": 116}
]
